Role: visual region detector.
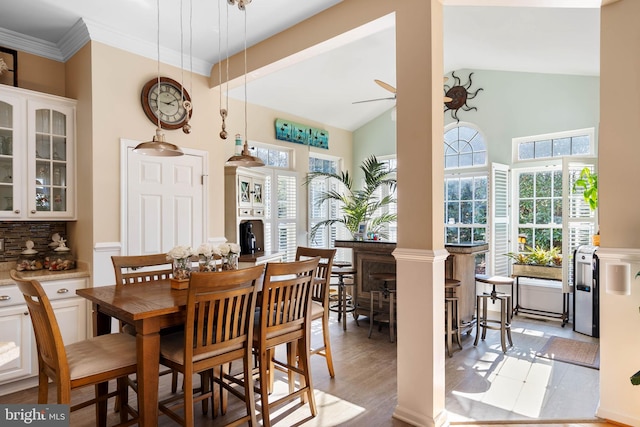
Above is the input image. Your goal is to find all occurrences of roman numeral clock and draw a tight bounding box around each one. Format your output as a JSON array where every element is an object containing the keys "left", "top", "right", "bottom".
[{"left": 141, "top": 77, "right": 192, "bottom": 130}]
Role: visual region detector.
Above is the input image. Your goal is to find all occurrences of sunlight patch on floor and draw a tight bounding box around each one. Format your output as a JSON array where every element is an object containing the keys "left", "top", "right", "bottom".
[{"left": 265, "top": 379, "right": 366, "bottom": 426}]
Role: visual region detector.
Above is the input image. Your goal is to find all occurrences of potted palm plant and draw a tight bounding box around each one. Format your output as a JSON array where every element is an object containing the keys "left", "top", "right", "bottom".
[{"left": 305, "top": 155, "right": 397, "bottom": 241}]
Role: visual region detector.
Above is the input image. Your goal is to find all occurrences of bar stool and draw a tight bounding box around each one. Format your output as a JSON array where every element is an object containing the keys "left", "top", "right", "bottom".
[
  {"left": 445, "top": 279, "right": 462, "bottom": 357},
  {"left": 474, "top": 275, "right": 514, "bottom": 353},
  {"left": 330, "top": 265, "right": 357, "bottom": 331},
  {"left": 368, "top": 272, "right": 397, "bottom": 342}
]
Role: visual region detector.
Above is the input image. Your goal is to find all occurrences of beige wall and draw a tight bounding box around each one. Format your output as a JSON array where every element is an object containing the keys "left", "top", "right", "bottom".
[
  {"left": 15, "top": 51, "right": 65, "bottom": 96},
  {"left": 597, "top": 0, "right": 640, "bottom": 424}
]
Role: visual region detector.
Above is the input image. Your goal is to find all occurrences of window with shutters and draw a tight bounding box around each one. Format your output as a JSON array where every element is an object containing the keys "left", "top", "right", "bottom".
[
  {"left": 308, "top": 155, "right": 350, "bottom": 262},
  {"left": 252, "top": 144, "right": 297, "bottom": 262},
  {"left": 373, "top": 156, "right": 397, "bottom": 242},
  {"left": 444, "top": 123, "right": 489, "bottom": 274},
  {"left": 511, "top": 129, "right": 595, "bottom": 290}
]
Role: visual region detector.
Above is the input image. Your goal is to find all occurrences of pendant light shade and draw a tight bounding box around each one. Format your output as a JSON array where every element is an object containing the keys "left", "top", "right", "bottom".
[
  {"left": 224, "top": 0, "right": 263, "bottom": 168},
  {"left": 226, "top": 136, "right": 264, "bottom": 167},
  {"left": 135, "top": 0, "right": 184, "bottom": 157},
  {"left": 134, "top": 128, "right": 184, "bottom": 157}
]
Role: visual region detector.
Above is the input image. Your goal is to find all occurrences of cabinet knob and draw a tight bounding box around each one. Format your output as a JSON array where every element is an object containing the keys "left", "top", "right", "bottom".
[
  {"left": 14, "top": 209, "right": 20, "bottom": 214},
  {"left": 57, "top": 288, "right": 69, "bottom": 294},
  {"left": 0, "top": 295, "right": 10, "bottom": 301},
  {"left": 24, "top": 312, "right": 29, "bottom": 316},
  {"left": 31, "top": 210, "right": 36, "bottom": 214}
]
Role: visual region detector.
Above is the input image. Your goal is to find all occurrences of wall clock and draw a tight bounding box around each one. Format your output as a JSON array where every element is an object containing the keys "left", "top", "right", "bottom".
[{"left": 141, "top": 77, "right": 192, "bottom": 130}]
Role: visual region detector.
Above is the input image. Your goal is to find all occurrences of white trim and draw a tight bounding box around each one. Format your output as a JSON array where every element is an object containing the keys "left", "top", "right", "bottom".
[
  {"left": 393, "top": 247, "right": 450, "bottom": 263},
  {"left": 594, "top": 247, "right": 640, "bottom": 262},
  {"left": 512, "top": 127, "right": 595, "bottom": 164}
]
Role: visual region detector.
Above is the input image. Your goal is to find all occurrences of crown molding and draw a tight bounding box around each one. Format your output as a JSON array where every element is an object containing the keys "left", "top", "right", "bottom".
[
  {"left": 0, "top": 17, "right": 213, "bottom": 76},
  {"left": 0, "top": 26, "right": 64, "bottom": 62}
]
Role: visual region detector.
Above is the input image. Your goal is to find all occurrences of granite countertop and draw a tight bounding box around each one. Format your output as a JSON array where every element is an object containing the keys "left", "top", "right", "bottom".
[{"left": 0, "top": 261, "right": 90, "bottom": 286}]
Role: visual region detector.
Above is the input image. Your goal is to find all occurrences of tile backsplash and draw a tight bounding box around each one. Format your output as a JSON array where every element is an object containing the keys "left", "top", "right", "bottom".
[{"left": 0, "top": 222, "right": 68, "bottom": 262}]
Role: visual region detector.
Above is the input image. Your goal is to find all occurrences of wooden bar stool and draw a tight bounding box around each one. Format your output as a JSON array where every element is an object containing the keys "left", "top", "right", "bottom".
[
  {"left": 368, "top": 272, "right": 397, "bottom": 342},
  {"left": 474, "top": 275, "right": 514, "bottom": 353},
  {"left": 330, "top": 265, "right": 358, "bottom": 331},
  {"left": 445, "top": 279, "right": 462, "bottom": 357}
]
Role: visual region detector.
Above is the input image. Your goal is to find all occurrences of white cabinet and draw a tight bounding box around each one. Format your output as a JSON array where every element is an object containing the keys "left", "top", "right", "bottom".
[
  {"left": 0, "top": 277, "right": 86, "bottom": 392},
  {"left": 231, "top": 167, "right": 265, "bottom": 217},
  {"left": 0, "top": 305, "right": 32, "bottom": 384},
  {"left": 0, "top": 85, "right": 76, "bottom": 220},
  {"left": 225, "top": 166, "right": 266, "bottom": 245}
]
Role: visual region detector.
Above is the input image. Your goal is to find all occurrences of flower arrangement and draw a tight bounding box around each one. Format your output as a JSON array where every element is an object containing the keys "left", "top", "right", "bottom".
[
  {"left": 166, "top": 245, "right": 195, "bottom": 280},
  {"left": 219, "top": 243, "right": 241, "bottom": 270},
  {"left": 196, "top": 243, "right": 221, "bottom": 272}
]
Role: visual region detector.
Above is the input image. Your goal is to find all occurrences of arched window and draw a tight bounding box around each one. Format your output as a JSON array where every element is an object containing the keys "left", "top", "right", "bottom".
[{"left": 444, "top": 124, "right": 487, "bottom": 169}]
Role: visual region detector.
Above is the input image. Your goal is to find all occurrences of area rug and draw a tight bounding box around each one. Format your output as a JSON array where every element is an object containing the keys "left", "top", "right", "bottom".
[{"left": 536, "top": 336, "right": 600, "bottom": 369}]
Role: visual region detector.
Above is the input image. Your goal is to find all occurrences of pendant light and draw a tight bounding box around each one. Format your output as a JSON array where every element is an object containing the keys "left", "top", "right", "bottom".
[
  {"left": 135, "top": 0, "right": 184, "bottom": 157},
  {"left": 225, "top": 1, "right": 264, "bottom": 168}
]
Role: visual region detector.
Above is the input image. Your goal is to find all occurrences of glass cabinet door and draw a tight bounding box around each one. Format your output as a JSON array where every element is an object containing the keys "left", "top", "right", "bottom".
[
  {"left": 29, "top": 101, "right": 74, "bottom": 218},
  {"left": 0, "top": 95, "right": 20, "bottom": 217}
]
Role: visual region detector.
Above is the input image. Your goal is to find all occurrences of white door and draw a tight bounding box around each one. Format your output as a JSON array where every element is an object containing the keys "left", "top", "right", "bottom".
[{"left": 122, "top": 139, "right": 208, "bottom": 255}]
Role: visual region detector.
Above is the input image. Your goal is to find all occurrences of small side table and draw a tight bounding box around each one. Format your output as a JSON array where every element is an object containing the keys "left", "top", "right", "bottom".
[{"left": 331, "top": 265, "right": 357, "bottom": 331}]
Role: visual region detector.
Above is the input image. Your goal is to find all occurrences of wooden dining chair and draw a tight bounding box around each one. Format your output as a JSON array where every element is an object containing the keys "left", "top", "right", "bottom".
[
  {"left": 253, "top": 257, "right": 320, "bottom": 427},
  {"left": 157, "top": 265, "right": 264, "bottom": 427},
  {"left": 111, "top": 254, "right": 180, "bottom": 397},
  {"left": 295, "top": 246, "right": 336, "bottom": 378},
  {"left": 10, "top": 270, "right": 139, "bottom": 427}
]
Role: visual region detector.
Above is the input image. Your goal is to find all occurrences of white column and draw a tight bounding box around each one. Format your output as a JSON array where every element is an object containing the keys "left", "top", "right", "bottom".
[{"left": 394, "top": 1, "right": 447, "bottom": 426}]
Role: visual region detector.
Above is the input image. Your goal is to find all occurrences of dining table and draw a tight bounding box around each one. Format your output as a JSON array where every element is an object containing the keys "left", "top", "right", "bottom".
[{"left": 77, "top": 279, "right": 188, "bottom": 427}]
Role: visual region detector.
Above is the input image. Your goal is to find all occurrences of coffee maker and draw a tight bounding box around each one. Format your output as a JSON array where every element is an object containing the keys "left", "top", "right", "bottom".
[{"left": 239, "top": 221, "right": 257, "bottom": 255}]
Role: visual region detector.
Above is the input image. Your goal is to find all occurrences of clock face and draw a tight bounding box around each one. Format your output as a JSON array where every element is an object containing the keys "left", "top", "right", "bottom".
[{"left": 141, "top": 77, "right": 192, "bottom": 130}]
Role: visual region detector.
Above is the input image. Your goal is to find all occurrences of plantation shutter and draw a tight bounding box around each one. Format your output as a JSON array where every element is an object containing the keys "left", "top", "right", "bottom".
[
  {"left": 276, "top": 172, "right": 297, "bottom": 262},
  {"left": 490, "top": 163, "right": 510, "bottom": 276},
  {"left": 562, "top": 157, "right": 597, "bottom": 293},
  {"left": 308, "top": 176, "right": 328, "bottom": 247},
  {"left": 263, "top": 175, "right": 272, "bottom": 253}
]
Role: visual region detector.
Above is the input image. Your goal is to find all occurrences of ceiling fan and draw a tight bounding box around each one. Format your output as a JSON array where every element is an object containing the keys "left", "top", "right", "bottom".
[{"left": 353, "top": 78, "right": 452, "bottom": 104}]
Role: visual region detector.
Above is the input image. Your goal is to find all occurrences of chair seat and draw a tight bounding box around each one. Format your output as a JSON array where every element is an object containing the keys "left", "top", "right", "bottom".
[
  {"left": 66, "top": 333, "right": 137, "bottom": 380},
  {"left": 160, "top": 332, "right": 243, "bottom": 365},
  {"left": 475, "top": 274, "right": 514, "bottom": 285},
  {"left": 311, "top": 300, "right": 324, "bottom": 320}
]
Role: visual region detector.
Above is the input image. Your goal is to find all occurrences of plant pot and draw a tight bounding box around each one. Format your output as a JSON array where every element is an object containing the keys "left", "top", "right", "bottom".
[{"left": 512, "top": 263, "right": 562, "bottom": 280}]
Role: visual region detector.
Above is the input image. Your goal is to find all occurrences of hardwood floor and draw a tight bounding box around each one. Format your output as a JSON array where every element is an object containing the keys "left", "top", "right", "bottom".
[{"left": 0, "top": 313, "right": 621, "bottom": 426}]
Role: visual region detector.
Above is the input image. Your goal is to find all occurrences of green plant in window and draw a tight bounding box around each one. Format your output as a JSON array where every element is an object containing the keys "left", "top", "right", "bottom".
[
  {"left": 305, "top": 155, "right": 397, "bottom": 241},
  {"left": 504, "top": 245, "right": 561, "bottom": 267},
  {"left": 572, "top": 167, "right": 598, "bottom": 211}
]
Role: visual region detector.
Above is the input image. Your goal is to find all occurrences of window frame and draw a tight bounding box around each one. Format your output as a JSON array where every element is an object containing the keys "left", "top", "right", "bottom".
[{"left": 512, "top": 127, "right": 595, "bottom": 164}]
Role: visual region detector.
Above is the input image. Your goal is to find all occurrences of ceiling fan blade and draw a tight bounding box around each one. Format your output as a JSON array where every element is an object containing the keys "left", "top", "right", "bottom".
[
  {"left": 374, "top": 79, "right": 396, "bottom": 94},
  {"left": 352, "top": 96, "right": 396, "bottom": 105},
  {"left": 444, "top": 96, "right": 453, "bottom": 102}
]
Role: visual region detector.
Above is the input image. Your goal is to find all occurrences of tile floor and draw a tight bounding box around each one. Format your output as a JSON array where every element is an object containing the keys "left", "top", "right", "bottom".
[{"left": 445, "top": 314, "right": 600, "bottom": 423}]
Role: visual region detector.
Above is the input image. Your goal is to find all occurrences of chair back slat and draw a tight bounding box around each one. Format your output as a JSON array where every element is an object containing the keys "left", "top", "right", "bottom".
[
  {"left": 186, "top": 266, "right": 264, "bottom": 360},
  {"left": 9, "top": 270, "right": 69, "bottom": 384},
  {"left": 295, "top": 247, "right": 336, "bottom": 305},
  {"left": 112, "top": 254, "right": 174, "bottom": 286},
  {"left": 258, "top": 257, "right": 319, "bottom": 343}
]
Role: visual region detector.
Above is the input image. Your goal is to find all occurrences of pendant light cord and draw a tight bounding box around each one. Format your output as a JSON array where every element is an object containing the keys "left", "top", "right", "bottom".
[
  {"left": 156, "top": 0, "right": 161, "bottom": 132},
  {"left": 243, "top": 4, "right": 248, "bottom": 152}
]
